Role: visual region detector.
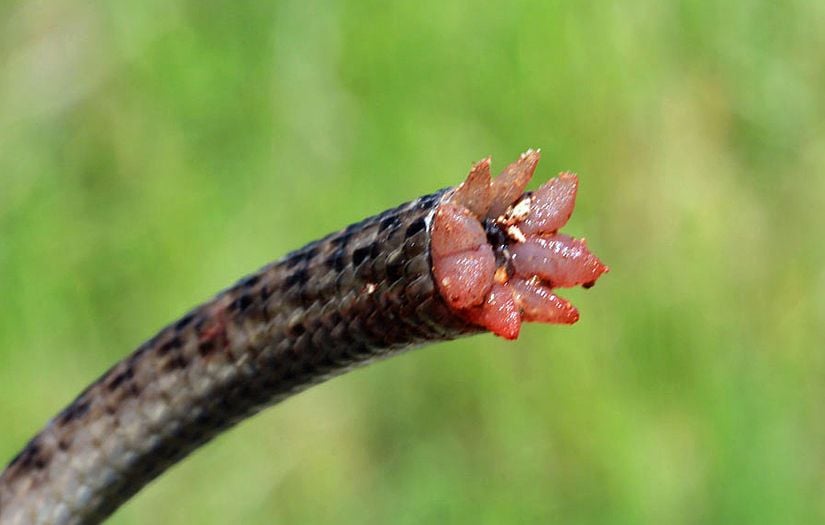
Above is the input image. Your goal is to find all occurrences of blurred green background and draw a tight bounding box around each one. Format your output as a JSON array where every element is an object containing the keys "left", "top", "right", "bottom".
[{"left": 1, "top": 1, "right": 824, "bottom": 523}]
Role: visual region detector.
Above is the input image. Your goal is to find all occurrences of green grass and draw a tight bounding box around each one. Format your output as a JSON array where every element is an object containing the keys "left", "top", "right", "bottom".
[{"left": 1, "top": 1, "right": 824, "bottom": 523}]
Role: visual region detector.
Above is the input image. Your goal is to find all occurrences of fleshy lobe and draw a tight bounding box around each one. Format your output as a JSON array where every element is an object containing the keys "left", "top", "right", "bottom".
[{"left": 431, "top": 151, "right": 607, "bottom": 338}]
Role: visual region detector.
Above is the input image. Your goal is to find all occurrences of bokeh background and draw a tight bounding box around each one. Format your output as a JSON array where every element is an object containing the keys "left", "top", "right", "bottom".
[{"left": 2, "top": 1, "right": 824, "bottom": 523}]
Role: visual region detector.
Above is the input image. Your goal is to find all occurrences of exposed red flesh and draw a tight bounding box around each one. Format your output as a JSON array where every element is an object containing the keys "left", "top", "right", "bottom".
[
  {"left": 431, "top": 203, "right": 487, "bottom": 257},
  {"left": 450, "top": 157, "right": 492, "bottom": 218},
  {"left": 511, "top": 278, "right": 579, "bottom": 324},
  {"left": 433, "top": 246, "right": 495, "bottom": 309},
  {"left": 463, "top": 283, "right": 521, "bottom": 340},
  {"left": 487, "top": 149, "right": 540, "bottom": 219},
  {"left": 510, "top": 234, "right": 607, "bottom": 288},
  {"left": 432, "top": 151, "right": 607, "bottom": 339},
  {"left": 519, "top": 172, "right": 577, "bottom": 235}
]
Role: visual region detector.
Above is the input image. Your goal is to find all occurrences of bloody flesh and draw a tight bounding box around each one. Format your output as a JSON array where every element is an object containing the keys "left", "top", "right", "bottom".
[{"left": 431, "top": 150, "right": 608, "bottom": 339}]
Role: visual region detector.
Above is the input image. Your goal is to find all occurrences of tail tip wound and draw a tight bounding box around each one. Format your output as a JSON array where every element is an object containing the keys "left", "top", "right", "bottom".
[{"left": 432, "top": 150, "right": 608, "bottom": 339}]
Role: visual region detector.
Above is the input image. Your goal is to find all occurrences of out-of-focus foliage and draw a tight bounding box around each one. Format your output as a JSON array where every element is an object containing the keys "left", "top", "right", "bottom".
[{"left": 1, "top": 1, "right": 823, "bottom": 523}]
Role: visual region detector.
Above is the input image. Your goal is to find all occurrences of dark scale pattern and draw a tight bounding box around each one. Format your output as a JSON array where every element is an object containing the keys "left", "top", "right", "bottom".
[{"left": 0, "top": 187, "right": 478, "bottom": 525}]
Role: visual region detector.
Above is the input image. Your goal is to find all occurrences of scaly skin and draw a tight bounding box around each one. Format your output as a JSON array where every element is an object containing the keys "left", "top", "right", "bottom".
[{"left": 0, "top": 151, "right": 606, "bottom": 525}]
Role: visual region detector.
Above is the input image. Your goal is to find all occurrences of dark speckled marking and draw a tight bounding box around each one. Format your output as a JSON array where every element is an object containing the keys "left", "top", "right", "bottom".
[
  {"left": 370, "top": 242, "right": 382, "bottom": 259},
  {"left": 285, "top": 268, "right": 309, "bottom": 288},
  {"left": 198, "top": 340, "right": 217, "bottom": 357},
  {"left": 239, "top": 275, "right": 260, "bottom": 288},
  {"left": 128, "top": 383, "right": 142, "bottom": 397},
  {"left": 57, "top": 400, "right": 91, "bottom": 426},
  {"left": 379, "top": 215, "right": 401, "bottom": 232},
  {"left": 326, "top": 250, "right": 346, "bottom": 272},
  {"left": 162, "top": 355, "right": 188, "bottom": 372},
  {"left": 7, "top": 441, "right": 34, "bottom": 470},
  {"left": 386, "top": 259, "right": 404, "bottom": 282},
  {"left": 156, "top": 337, "right": 182, "bottom": 357},
  {"left": 10, "top": 441, "right": 50, "bottom": 475},
  {"left": 352, "top": 246, "right": 371, "bottom": 266},
  {"left": 125, "top": 346, "right": 146, "bottom": 371},
  {"left": 232, "top": 294, "right": 253, "bottom": 312},
  {"left": 107, "top": 367, "right": 134, "bottom": 391},
  {"left": 285, "top": 255, "right": 301, "bottom": 269},
  {"left": 417, "top": 192, "right": 440, "bottom": 210},
  {"left": 174, "top": 313, "right": 195, "bottom": 331},
  {"left": 286, "top": 245, "right": 318, "bottom": 269},
  {"left": 331, "top": 233, "right": 352, "bottom": 248},
  {"left": 193, "top": 317, "right": 207, "bottom": 333},
  {"left": 132, "top": 344, "right": 149, "bottom": 360},
  {"left": 405, "top": 218, "right": 426, "bottom": 238}
]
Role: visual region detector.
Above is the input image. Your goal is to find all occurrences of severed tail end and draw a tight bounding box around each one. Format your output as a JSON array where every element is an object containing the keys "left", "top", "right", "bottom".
[{"left": 431, "top": 150, "right": 608, "bottom": 339}]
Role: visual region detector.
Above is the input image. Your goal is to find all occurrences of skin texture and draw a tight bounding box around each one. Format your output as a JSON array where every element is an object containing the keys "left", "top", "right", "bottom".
[{"left": 0, "top": 151, "right": 607, "bottom": 525}]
